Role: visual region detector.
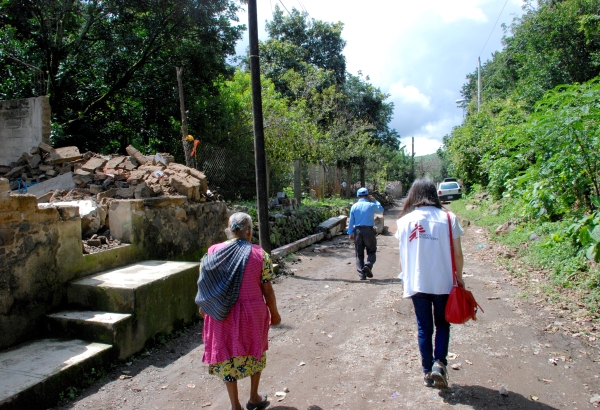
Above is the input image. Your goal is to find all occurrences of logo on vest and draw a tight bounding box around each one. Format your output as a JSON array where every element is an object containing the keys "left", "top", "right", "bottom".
[
  {"left": 409, "top": 222, "right": 439, "bottom": 242},
  {"left": 409, "top": 223, "right": 425, "bottom": 242}
]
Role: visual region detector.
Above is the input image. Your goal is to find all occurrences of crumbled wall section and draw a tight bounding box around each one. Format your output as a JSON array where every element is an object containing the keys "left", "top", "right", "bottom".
[
  {"left": 0, "top": 178, "right": 82, "bottom": 350},
  {"left": 0, "top": 176, "right": 229, "bottom": 351},
  {"left": 0, "top": 96, "right": 51, "bottom": 167}
]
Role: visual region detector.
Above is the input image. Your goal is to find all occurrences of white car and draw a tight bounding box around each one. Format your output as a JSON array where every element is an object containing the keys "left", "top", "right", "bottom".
[{"left": 437, "top": 181, "right": 462, "bottom": 202}]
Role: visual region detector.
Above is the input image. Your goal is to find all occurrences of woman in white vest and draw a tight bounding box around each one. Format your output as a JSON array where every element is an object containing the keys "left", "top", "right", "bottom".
[{"left": 396, "top": 178, "right": 465, "bottom": 388}]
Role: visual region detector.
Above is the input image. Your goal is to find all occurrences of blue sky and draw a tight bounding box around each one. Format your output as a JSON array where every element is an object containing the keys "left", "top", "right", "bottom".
[{"left": 235, "top": 0, "right": 525, "bottom": 155}]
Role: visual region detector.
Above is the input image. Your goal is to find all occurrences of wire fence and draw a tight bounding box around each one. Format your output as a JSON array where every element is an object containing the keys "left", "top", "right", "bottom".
[
  {"left": 194, "top": 142, "right": 256, "bottom": 200},
  {"left": 194, "top": 144, "right": 401, "bottom": 201}
]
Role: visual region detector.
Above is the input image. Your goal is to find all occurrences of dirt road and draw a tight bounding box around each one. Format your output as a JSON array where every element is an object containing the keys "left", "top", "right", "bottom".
[{"left": 55, "top": 204, "right": 600, "bottom": 410}]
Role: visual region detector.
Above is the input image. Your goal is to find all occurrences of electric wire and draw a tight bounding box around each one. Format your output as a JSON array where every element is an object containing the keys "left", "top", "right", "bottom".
[
  {"left": 478, "top": 0, "right": 509, "bottom": 58},
  {"left": 480, "top": 35, "right": 527, "bottom": 93},
  {"left": 297, "top": 0, "right": 308, "bottom": 13},
  {"left": 278, "top": 0, "right": 291, "bottom": 15}
]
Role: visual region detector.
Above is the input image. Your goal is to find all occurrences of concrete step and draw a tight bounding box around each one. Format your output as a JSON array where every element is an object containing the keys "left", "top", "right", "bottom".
[
  {"left": 47, "top": 311, "right": 133, "bottom": 360},
  {"left": 67, "top": 260, "right": 200, "bottom": 356},
  {"left": 0, "top": 338, "right": 114, "bottom": 410}
]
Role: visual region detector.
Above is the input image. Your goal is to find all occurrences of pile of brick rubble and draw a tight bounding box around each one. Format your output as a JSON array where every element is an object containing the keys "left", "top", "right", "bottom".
[
  {"left": 0, "top": 143, "right": 221, "bottom": 252},
  {"left": 0, "top": 143, "right": 220, "bottom": 203}
]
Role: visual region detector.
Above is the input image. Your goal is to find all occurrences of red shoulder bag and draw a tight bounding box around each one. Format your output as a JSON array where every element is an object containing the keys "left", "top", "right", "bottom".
[{"left": 444, "top": 212, "right": 483, "bottom": 324}]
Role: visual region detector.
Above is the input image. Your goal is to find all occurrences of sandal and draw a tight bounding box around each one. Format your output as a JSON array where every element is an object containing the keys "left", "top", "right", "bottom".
[{"left": 246, "top": 392, "right": 269, "bottom": 410}]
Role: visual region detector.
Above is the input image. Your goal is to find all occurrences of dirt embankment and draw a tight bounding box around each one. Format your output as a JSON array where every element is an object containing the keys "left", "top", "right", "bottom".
[{"left": 54, "top": 204, "right": 600, "bottom": 410}]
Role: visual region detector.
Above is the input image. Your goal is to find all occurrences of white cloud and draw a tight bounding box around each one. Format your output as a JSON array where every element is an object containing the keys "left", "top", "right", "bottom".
[
  {"left": 428, "top": 0, "right": 488, "bottom": 23},
  {"left": 398, "top": 115, "right": 463, "bottom": 156},
  {"left": 410, "top": 136, "right": 444, "bottom": 156},
  {"left": 234, "top": 0, "right": 526, "bottom": 156},
  {"left": 388, "top": 82, "right": 431, "bottom": 108}
]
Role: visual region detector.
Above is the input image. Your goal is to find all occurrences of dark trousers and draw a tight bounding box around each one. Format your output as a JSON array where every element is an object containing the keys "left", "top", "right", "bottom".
[
  {"left": 411, "top": 292, "right": 451, "bottom": 373},
  {"left": 354, "top": 226, "right": 377, "bottom": 273}
]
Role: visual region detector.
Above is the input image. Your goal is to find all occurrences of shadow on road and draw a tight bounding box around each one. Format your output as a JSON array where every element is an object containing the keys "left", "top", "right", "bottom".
[
  {"left": 269, "top": 406, "right": 323, "bottom": 410},
  {"left": 288, "top": 274, "right": 401, "bottom": 286},
  {"left": 440, "top": 385, "right": 559, "bottom": 409}
]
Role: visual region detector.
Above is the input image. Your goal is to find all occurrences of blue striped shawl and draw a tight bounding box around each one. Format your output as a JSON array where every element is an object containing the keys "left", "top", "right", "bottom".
[{"left": 195, "top": 239, "right": 253, "bottom": 321}]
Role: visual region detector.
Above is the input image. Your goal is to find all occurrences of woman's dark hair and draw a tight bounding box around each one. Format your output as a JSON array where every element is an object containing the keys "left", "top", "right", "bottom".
[{"left": 399, "top": 177, "right": 442, "bottom": 217}]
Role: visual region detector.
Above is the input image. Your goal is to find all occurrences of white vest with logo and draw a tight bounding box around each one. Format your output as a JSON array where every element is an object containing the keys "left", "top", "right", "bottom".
[{"left": 395, "top": 206, "right": 463, "bottom": 298}]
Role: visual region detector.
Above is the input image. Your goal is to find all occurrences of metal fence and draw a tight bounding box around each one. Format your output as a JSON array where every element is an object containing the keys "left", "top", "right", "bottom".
[
  {"left": 194, "top": 142, "right": 256, "bottom": 200},
  {"left": 193, "top": 145, "right": 394, "bottom": 201}
]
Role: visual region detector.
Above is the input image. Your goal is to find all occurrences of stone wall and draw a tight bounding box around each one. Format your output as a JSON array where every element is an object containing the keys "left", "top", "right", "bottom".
[
  {"left": 109, "top": 196, "right": 228, "bottom": 261},
  {"left": 0, "top": 179, "right": 87, "bottom": 350},
  {"left": 0, "top": 178, "right": 228, "bottom": 351},
  {"left": 264, "top": 205, "right": 349, "bottom": 249},
  {"left": 0, "top": 96, "right": 51, "bottom": 167}
]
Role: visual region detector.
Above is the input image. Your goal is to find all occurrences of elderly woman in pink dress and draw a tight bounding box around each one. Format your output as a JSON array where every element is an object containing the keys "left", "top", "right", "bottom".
[{"left": 195, "top": 212, "right": 281, "bottom": 410}]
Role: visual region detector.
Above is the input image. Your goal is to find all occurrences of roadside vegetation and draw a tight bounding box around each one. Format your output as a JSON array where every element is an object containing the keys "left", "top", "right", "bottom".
[
  {"left": 0, "top": 2, "right": 414, "bottom": 196},
  {"left": 451, "top": 195, "right": 600, "bottom": 319},
  {"left": 439, "top": 0, "right": 600, "bottom": 321}
]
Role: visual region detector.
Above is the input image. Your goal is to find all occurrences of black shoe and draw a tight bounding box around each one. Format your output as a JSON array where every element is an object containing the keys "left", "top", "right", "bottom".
[
  {"left": 431, "top": 360, "right": 448, "bottom": 388},
  {"left": 358, "top": 274, "right": 367, "bottom": 280},
  {"left": 424, "top": 372, "right": 434, "bottom": 387},
  {"left": 363, "top": 265, "right": 373, "bottom": 278}
]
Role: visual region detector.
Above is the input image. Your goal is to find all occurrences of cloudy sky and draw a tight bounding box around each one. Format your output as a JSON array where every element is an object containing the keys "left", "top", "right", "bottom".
[{"left": 234, "top": 0, "right": 526, "bottom": 156}]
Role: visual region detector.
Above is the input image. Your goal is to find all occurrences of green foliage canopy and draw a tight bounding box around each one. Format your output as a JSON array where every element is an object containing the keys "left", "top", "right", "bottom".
[{"left": 0, "top": 0, "right": 243, "bottom": 155}]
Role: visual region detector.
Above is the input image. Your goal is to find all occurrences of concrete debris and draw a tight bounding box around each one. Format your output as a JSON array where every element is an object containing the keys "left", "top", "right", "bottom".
[
  {"left": 1, "top": 142, "right": 221, "bottom": 204},
  {"left": 125, "top": 144, "right": 147, "bottom": 166}
]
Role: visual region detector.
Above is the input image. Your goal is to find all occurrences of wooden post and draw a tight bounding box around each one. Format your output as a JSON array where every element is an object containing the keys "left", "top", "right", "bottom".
[
  {"left": 176, "top": 67, "right": 195, "bottom": 168},
  {"left": 294, "top": 159, "right": 302, "bottom": 204},
  {"left": 346, "top": 164, "right": 352, "bottom": 198},
  {"left": 318, "top": 163, "right": 325, "bottom": 199},
  {"left": 360, "top": 161, "right": 365, "bottom": 188}
]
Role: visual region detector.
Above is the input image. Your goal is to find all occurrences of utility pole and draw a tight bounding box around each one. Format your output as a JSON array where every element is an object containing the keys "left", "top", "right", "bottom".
[
  {"left": 477, "top": 57, "right": 481, "bottom": 113},
  {"left": 248, "top": 0, "right": 271, "bottom": 253}
]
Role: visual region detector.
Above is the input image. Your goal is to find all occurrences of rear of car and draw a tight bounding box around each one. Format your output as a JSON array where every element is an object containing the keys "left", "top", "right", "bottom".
[{"left": 437, "top": 182, "right": 462, "bottom": 202}]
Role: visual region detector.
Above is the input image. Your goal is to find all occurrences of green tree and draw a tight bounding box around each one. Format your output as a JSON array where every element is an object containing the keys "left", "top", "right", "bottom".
[
  {"left": 0, "top": 0, "right": 243, "bottom": 156},
  {"left": 264, "top": 5, "right": 346, "bottom": 87},
  {"left": 460, "top": 0, "right": 600, "bottom": 109}
]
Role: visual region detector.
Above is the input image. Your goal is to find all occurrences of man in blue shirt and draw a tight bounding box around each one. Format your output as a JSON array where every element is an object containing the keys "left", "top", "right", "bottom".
[{"left": 348, "top": 188, "right": 384, "bottom": 280}]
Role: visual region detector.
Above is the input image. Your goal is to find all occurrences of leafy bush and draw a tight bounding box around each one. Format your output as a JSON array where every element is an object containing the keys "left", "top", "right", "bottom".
[
  {"left": 566, "top": 207, "right": 600, "bottom": 263},
  {"left": 487, "top": 157, "right": 519, "bottom": 200}
]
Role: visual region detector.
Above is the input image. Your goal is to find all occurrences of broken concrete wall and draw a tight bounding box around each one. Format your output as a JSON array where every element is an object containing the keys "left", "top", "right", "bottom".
[
  {"left": 0, "top": 179, "right": 84, "bottom": 350},
  {"left": 0, "top": 96, "right": 51, "bottom": 167},
  {"left": 109, "top": 196, "right": 229, "bottom": 261}
]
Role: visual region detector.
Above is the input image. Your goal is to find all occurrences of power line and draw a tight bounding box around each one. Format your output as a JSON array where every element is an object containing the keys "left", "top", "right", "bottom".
[
  {"left": 297, "top": 0, "right": 308, "bottom": 13},
  {"left": 481, "top": 36, "right": 527, "bottom": 92},
  {"left": 478, "top": 7, "right": 536, "bottom": 95},
  {"left": 278, "top": 0, "right": 291, "bottom": 15},
  {"left": 478, "top": 0, "right": 509, "bottom": 58}
]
